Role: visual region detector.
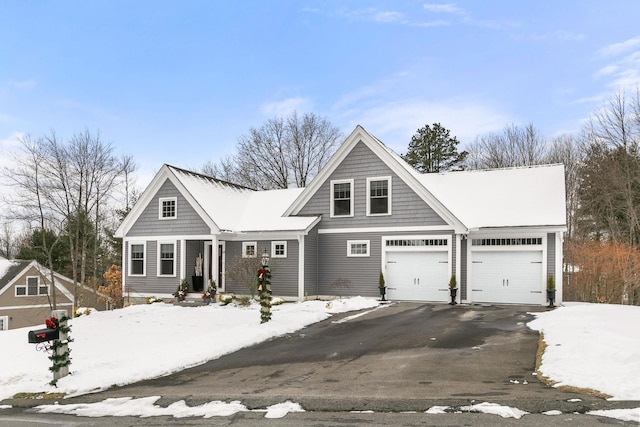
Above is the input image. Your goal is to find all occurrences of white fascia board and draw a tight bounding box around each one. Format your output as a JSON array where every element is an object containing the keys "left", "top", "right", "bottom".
[
  {"left": 318, "top": 225, "right": 454, "bottom": 234},
  {"left": 162, "top": 169, "right": 221, "bottom": 234},
  {"left": 283, "top": 126, "right": 369, "bottom": 217},
  {"left": 115, "top": 164, "right": 173, "bottom": 238},
  {"left": 469, "top": 225, "right": 567, "bottom": 235},
  {"left": 115, "top": 165, "right": 220, "bottom": 238},
  {"left": 283, "top": 125, "right": 467, "bottom": 234}
]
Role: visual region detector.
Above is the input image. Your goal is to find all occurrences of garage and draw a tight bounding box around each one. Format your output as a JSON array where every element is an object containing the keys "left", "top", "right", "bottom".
[
  {"left": 385, "top": 250, "right": 450, "bottom": 302},
  {"left": 470, "top": 250, "right": 544, "bottom": 304}
]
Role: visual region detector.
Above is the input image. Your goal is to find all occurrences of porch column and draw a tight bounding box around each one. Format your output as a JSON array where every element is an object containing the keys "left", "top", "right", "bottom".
[
  {"left": 180, "top": 239, "right": 186, "bottom": 281},
  {"left": 211, "top": 235, "right": 219, "bottom": 289},
  {"left": 297, "top": 235, "right": 305, "bottom": 301}
]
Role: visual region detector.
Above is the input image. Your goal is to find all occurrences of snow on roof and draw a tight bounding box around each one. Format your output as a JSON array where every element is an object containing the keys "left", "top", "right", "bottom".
[
  {"left": 0, "top": 256, "right": 17, "bottom": 279},
  {"left": 418, "top": 164, "right": 567, "bottom": 230},
  {"left": 169, "top": 167, "right": 318, "bottom": 233}
]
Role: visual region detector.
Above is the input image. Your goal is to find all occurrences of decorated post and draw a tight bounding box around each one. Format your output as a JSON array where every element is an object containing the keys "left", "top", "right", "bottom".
[
  {"left": 27, "top": 309, "right": 72, "bottom": 386},
  {"left": 50, "top": 310, "right": 71, "bottom": 384},
  {"left": 258, "top": 251, "right": 272, "bottom": 323}
]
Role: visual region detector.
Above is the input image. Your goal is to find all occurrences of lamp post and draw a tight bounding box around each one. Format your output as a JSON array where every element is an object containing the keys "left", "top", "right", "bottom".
[{"left": 258, "top": 250, "right": 272, "bottom": 323}]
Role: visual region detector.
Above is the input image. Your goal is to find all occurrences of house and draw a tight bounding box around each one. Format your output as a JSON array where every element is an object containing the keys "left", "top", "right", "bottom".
[
  {"left": 115, "top": 125, "right": 566, "bottom": 306},
  {"left": 0, "top": 256, "right": 106, "bottom": 330}
]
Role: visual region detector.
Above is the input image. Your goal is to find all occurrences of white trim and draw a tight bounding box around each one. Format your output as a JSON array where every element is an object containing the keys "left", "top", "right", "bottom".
[
  {"left": 366, "top": 176, "right": 392, "bottom": 216},
  {"left": 15, "top": 276, "right": 49, "bottom": 297},
  {"left": 128, "top": 241, "right": 146, "bottom": 277},
  {"left": 347, "top": 240, "right": 370, "bottom": 257},
  {"left": 271, "top": 241, "right": 287, "bottom": 258},
  {"left": 158, "top": 196, "right": 177, "bottom": 220},
  {"left": 383, "top": 234, "right": 451, "bottom": 252},
  {"left": 0, "top": 303, "right": 74, "bottom": 310},
  {"left": 0, "top": 315, "right": 8, "bottom": 330},
  {"left": 330, "top": 179, "right": 354, "bottom": 218},
  {"left": 318, "top": 225, "right": 454, "bottom": 234},
  {"left": 157, "top": 240, "right": 177, "bottom": 277},
  {"left": 283, "top": 126, "right": 467, "bottom": 233},
  {"left": 297, "top": 235, "right": 305, "bottom": 301},
  {"left": 180, "top": 239, "right": 186, "bottom": 281},
  {"left": 242, "top": 241, "right": 257, "bottom": 258}
]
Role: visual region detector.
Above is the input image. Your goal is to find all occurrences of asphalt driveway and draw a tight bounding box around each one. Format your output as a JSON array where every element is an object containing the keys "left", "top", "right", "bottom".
[{"left": 65, "top": 302, "right": 612, "bottom": 413}]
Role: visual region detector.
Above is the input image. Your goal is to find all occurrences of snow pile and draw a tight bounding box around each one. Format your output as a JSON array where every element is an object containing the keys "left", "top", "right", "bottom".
[{"left": 528, "top": 303, "right": 640, "bottom": 400}]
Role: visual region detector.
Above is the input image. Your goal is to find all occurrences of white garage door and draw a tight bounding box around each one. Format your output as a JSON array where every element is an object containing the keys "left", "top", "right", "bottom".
[
  {"left": 471, "top": 251, "right": 543, "bottom": 304},
  {"left": 385, "top": 251, "right": 449, "bottom": 302}
]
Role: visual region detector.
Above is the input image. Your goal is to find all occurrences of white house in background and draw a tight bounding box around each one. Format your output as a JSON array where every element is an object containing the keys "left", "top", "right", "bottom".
[{"left": 115, "top": 125, "right": 567, "bottom": 306}]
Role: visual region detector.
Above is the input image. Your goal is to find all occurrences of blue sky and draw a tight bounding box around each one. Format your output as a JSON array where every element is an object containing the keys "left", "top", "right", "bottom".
[{"left": 2, "top": 1, "right": 640, "bottom": 188}]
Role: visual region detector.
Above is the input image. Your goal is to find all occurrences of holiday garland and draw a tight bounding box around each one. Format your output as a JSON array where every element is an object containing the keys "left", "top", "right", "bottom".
[
  {"left": 257, "top": 266, "right": 272, "bottom": 323},
  {"left": 44, "top": 316, "right": 73, "bottom": 386}
]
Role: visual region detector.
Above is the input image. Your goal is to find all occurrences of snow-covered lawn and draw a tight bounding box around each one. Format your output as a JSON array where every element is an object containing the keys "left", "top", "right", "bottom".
[
  {"left": 527, "top": 302, "right": 640, "bottom": 401},
  {"left": 0, "top": 297, "right": 378, "bottom": 402},
  {"left": 0, "top": 299, "right": 638, "bottom": 422}
]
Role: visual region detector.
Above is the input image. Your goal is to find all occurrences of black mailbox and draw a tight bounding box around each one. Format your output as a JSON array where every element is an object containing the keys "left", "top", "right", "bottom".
[{"left": 28, "top": 328, "right": 59, "bottom": 344}]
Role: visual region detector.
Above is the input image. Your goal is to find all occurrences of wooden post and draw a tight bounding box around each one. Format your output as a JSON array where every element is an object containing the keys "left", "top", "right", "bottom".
[{"left": 51, "top": 309, "right": 70, "bottom": 381}]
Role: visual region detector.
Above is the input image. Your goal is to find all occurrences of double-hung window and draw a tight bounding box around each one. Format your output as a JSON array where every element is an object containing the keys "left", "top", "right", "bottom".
[
  {"left": 159, "top": 242, "right": 176, "bottom": 276},
  {"left": 367, "top": 177, "right": 391, "bottom": 216},
  {"left": 331, "top": 179, "right": 354, "bottom": 217},
  {"left": 159, "top": 197, "right": 177, "bottom": 219},
  {"left": 129, "top": 243, "right": 145, "bottom": 276}
]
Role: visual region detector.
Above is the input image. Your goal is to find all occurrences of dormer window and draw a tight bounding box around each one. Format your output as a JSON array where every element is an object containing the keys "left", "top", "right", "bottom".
[
  {"left": 331, "top": 179, "right": 354, "bottom": 217},
  {"left": 367, "top": 177, "right": 391, "bottom": 216},
  {"left": 159, "top": 197, "right": 177, "bottom": 219}
]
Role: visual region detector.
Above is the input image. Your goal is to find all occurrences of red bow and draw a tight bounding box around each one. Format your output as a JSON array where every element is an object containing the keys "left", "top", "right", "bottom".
[{"left": 45, "top": 317, "right": 57, "bottom": 329}]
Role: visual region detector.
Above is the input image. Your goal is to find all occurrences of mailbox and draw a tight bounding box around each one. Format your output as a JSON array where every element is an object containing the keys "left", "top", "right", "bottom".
[{"left": 28, "top": 328, "right": 59, "bottom": 344}]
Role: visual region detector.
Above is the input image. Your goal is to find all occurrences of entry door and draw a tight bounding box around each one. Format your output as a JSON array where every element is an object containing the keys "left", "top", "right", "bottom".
[
  {"left": 386, "top": 251, "right": 449, "bottom": 302},
  {"left": 471, "top": 251, "right": 543, "bottom": 304}
]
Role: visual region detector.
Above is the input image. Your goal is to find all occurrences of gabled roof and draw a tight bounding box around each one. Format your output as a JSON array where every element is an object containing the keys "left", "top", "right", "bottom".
[
  {"left": 115, "top": 165, "right": 320, "bottom": 237},
  {"left": 0, "top": 257, "right": 75, "bottom": 301},
  {"left": 284, "top": 125, "right": 468, "bottom": 233},
  {"left": 284, "top": 125, "right": 566, "bottom": 232}
]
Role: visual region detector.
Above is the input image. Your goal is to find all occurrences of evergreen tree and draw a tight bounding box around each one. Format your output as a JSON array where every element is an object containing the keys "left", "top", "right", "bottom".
[{"left": 403, "top": 123, "right": 467, "bottom": 173}]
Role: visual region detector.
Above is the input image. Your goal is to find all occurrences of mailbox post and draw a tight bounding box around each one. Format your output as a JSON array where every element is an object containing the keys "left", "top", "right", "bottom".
[
  {"left": 27, "top": 309, "right": 71, "bottom": 385},
  {"left": 51, "top": 310, "right": 70, "bottom": 381}
]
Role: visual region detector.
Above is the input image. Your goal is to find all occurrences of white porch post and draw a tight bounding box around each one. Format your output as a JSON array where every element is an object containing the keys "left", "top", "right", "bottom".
[
  {"left": 556, "top": 232, "right": 564, "bottom": 305},
  {"left": 180, "top": 239, "right": 186, "bottom": 281},
  {"left": 297, "top": 235, "right": 305, "bottom": 301},
  {"left": 211, "top": 235, "right": 219, "bottom": 290}
]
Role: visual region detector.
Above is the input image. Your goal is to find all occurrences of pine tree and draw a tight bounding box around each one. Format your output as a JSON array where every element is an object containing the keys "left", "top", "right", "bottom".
[{"left": 403, "top": 123, "right": 467, "bottom": 173}]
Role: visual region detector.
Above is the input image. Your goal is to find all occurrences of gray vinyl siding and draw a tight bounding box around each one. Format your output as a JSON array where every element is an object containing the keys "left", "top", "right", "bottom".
[
  {"left": 318, "top": 232, "right": 381, "bottom": 297},
  {"left": 124, "top": 240, "right": 182, "bottom": 295},
  {"left": 297, "top": 141, "right": 447, "bottom": 228},
  {"left": 547, "top": 232, "right": 556, "bottom": 280},
  {"left": 460, "top": 238, "right": 468, "bottom": 300},
  {"left": 224, "top": 240, "right": 299, "bottom": 297},
  {"left": 304, "top": 227, "right": 319, "bottom": 297},
  {"left": 128, "top": 179, "right": 210, "bottom": 236}
]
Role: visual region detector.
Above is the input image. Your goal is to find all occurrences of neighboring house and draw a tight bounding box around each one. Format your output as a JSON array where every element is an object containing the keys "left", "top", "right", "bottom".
[
  {"left": 115, "top": 125, "right": 567, "bottom": 306},
  {"left": 0, "top": 257, "right": 106, "bottom": 330}
]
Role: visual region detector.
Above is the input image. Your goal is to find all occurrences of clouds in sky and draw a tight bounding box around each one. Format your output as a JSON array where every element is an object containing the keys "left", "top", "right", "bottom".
[{"left": 596, "top": 36, "right": 640, "bottom": 95}]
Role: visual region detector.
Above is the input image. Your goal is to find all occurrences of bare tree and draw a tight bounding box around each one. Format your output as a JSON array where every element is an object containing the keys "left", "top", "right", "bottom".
[
  {"left": 579, "top": 90, "right": 640, "bottom": 245},
  {"left": 466, "top": 123, "right": 548, "bottom": 169},
  {"left": 546, "top": 134, "right": 582, "bottom": 240},
  {"left": 0, "top": 221, "right": 18, "bottom": 258},
  {"left": 1, "top": 130, "right": 135, "bottom": 307},
  {"left": 203, "top": 112, "right": 342, "bottom": 189}
]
